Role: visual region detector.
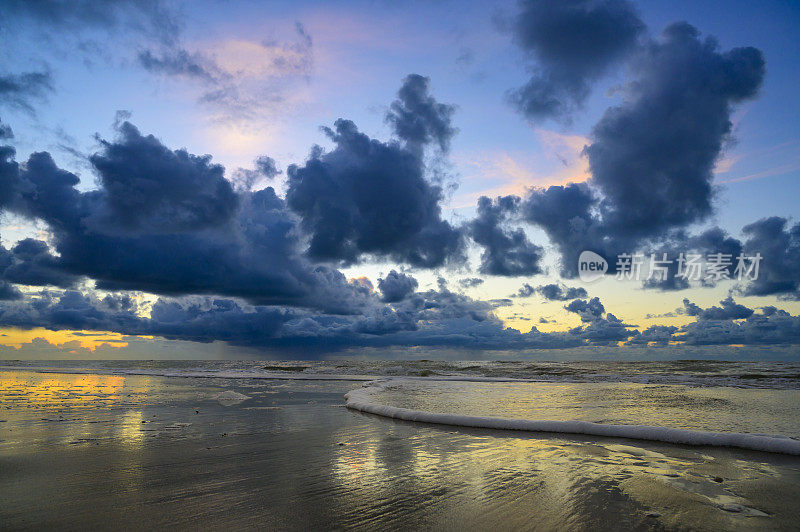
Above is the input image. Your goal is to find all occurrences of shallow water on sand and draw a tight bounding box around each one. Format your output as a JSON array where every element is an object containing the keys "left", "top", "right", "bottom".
[
  {"left": 2, "top": 369, "right": 800, "bottom": 530},
  {"left": 372, "top": 380, "right": 800, "bottom": 439}
]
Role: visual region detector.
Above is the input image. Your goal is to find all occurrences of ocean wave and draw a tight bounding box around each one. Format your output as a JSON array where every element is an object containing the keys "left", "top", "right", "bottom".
[
  {"left": 344, "top": 380, "right": 800, "bottom": 456},
  {"left": 5, "top": 360, "right": 800, "bottom": 389}
]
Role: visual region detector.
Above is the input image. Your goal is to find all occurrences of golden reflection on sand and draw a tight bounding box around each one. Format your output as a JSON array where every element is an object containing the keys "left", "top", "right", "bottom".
[{"left": 0, "top": 371, "right": 129, "bottom": 408}]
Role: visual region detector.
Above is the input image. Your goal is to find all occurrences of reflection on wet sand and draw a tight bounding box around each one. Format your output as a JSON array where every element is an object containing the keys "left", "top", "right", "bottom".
[
  {"left": 333, "top": 414, "right": 798, "bottom": 530},
  {"left": 2, "top": 370, "right": 799, "bottom": 530}
]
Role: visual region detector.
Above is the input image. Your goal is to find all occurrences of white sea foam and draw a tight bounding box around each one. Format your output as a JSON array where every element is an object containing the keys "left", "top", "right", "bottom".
[
  {"left": 213, "top": 390, "right": 251, "bottom": 406},
  {"left": 344, "top": 380, "right": 800, "bottom": 456}
]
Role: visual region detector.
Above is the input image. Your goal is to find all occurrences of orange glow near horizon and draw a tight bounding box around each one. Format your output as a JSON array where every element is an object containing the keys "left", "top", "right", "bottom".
[{"left": 0, "top": 327, "right": 132, "bottom": 351}]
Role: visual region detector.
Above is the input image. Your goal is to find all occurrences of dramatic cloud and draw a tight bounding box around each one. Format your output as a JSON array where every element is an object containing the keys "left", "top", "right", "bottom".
[
  {"left": 677, "top": 305, "right": 800, "bottom": 346},
  {"left": 572, "top": 313, "right": 636, "bottom": 345},
  {"left": 642, "top": 227, "right": 743, "bottom": 291},
  {"left": 522, "top": 23, "right": 765, "bottom": 276},
  {"left": 513, "top": 282, "right": 587, "bottom": 300},
  {"left": 469, "top": 195, "right": 543, "bottom": 276},
  {"left": 0, "top": 122, "right": 371, "bottom": 314},
  {"left": 286, "top": 117, "right": 463, "bottom": 267},
  {"left": 627, "top": 325, "right": 678, "bottom": 346},
  {"left": 565, "top": 297, "right": 605, "bottom": 322},
  {"left": 378, "top": 270, "right": 418, "bottom": 303},
  {"left": 521, "top": 182, "right": 604, "bottom": 275},
  {"left": 386, "top": 74, "right": 457, "bottom": 152},
  {"left": 741, "top": 217, "right": 800, "bottom": 299},
  {"left": 507, "top": 0, "right": 644, "bottom": 122},
  {"left": 88, "top": 121, "right": 239, "bottom": 233},
  {"left": 0, "top": 238, "right": 78, "bottom": 289},
  {"left": 0, "top": 285, "right": 587, "bottom": 353},
  {"left": 585, "top": 23, "right": 764, "bottom": 237},
  {"left": 682, "top": 296, "right": 754, "bottom": 321},
  {"left": 285, "top": 76, "right": 461, "bottom": 267}
]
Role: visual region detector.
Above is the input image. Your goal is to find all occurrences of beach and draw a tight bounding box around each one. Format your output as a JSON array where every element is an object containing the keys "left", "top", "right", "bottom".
[{"left": 2, "top": 364, "right": 800, "bottom": 530}]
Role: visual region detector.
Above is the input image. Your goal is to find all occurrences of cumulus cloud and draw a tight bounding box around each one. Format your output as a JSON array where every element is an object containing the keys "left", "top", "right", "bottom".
[
  {"left": 741, "top": 217, "right": 800, "bottom": 299},
  {"left": 0, "top": 238, "right": 78, "bottom": 289},
  {"left": 682, "top": 296, "right": 754, "bottom": 321},
  {"left": 565, "top": 297, "right": 606, "bottom": 322},
  {"left": 284, "top": 76, "right": 462, "bottom": 267},
  {"left": 0, "top": 284, "right": 589, "bottom": 354},
  {"left": 678, "top": 305, "right": 800, "bottom": 346},
  {"left": 286, "top": 117, "right": 463, "bottom": 267},
  {"left": 0, "top": 122, "right": 371, "bottom": 314},
  {"left": 386, "top": 74, "right": 457, "bottom": 152},
  {"left": 513, "top": 282, "right": 587, "bottom": 300},
  {"left": 572, "top": 312, "right": 636, "bottom": 345},
  {"left": 378, "top": 270, "right": 418, "bottom": 302},
  {"left": 521, "top": 23, "right": 765, "bottom": 276},
  {"left": 88, "top": 121, "right": 240, "bottom": 233},
  {"left": 627, "top": 325, "right": 678, "bottom": 346},
  {"left": 642, "top": 227, "right": 743, "bottom": 291},
  {"left": 585, "top": 23, "right": 763, "bottom": 237},
  {"left": 506, "top": 0, "right": 644, "bottom": 122},
  {"left": 521, "top": 182, "right": 603, "bottom": 277},
  {"left": 469, "top": 195, "right": 543, "bottom": 276}
]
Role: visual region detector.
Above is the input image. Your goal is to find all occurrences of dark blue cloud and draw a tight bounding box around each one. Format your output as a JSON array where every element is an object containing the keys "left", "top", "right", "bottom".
[
  {"left": 0, "top": 285, "right": 587, "bottom": 354},
  {"left": 676, "top": 305, "right": 800, "bottom": 346},
  {"left": 286, "top": 118, "right": 463, "bottom": 267},
  {"left": 682, "top": 296, "right": 754, "bottom": 321},
  {"left": 386, "top": 74, "right": 457, "bottom": 152},
  {"left": 507, "top": 0, "right": 644, "bottom": 122},
  {"left": 642, "top": 227, "right": 743, "bottom": 291},
  {"left": 627, "top": 325, "right": 678, "bottom": 346},
  {"left": 741, "top": 217, "right": 800, "bottom": 299},
  {"left": 88, "top": 121, "right": 239, "bottom": 233},
  {"left": 565, "top": 297, "right": 606, "bottom": 322},
  {"left": 378, "top": 270, "right": 418, "bottom": 303},
  {"left": 521, "top": 24, "right": 765, "bottom": 277},
  {"left": 571, "top": 313, "right": 636, "bottom": 345},
  {"left": 523, "top": 283, "right": 587, "bottom": 300},
  {"left": 585, "top": 23, "right": 764, "bottom": 239},
  {"left": 0, "top": 124, "right": 371, "bottom": 314},
  {"left": 469, "top": 195, "right": 543, "bottom": 276},
  {"left": 0, "top": 238, "right": 78, "bottom": 289}
]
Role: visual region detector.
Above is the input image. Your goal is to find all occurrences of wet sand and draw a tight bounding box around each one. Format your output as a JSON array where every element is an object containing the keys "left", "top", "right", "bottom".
[{"left": 2, "top": 370, "right": 800, "bottom": 530}]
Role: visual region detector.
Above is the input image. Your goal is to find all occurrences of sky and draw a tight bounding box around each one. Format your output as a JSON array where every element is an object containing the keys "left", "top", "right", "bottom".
[{"left": 0, "top": 0, "right": 799, "bottom": 360}]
